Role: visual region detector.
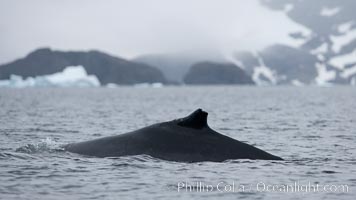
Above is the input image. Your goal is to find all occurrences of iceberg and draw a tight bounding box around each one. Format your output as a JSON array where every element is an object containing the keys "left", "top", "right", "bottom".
[{"left": 0, "top": 66, "right": 100, "bottom": 88}]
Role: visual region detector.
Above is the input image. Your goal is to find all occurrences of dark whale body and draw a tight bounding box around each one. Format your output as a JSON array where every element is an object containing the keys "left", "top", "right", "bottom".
[{"left": 65, "top": 109, "right": 283, "bottom": 162}]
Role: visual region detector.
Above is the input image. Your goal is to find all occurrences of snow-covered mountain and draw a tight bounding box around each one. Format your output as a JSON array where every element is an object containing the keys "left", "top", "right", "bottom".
[
  {"left": 234, "top": 0, "right": 356, "bottom": 85},
  {"left": 135, "top": 0, "right": 356, "bottom": 85}
]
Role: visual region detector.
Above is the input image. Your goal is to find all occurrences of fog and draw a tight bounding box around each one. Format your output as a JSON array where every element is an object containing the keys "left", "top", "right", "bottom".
[{"left": 0, "top": 0, "right": 310, "bottom": 64}]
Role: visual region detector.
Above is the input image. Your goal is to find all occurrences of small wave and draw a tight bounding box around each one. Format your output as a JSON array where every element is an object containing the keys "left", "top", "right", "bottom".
[
  {"left": 27, "top": 127, "right": 80, "bottom": 134},
  {"left": 0, "top": 151, "right": 38, "bottom": 160},
  {"left": 15, "top": 137, "right": 64, "bottom": 154},
  {"left": 321, "top": 170, "right": 338, "bottom": 174},
  {"left": 109, "top": 155, "right": 168, "bottom": 169},
  {"left": 303, "top": 135, "right": 322, "bottom": 139},
  {"left": 107, "top": 154, "right": 161, "bottom": 162},
  {"left": 224, "top": 159, "right": 255, "bottom": 164}
]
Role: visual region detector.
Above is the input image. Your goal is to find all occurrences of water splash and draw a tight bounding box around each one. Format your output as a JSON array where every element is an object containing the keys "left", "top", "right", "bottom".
[{"left": 15, "top": 137, "right": 63, "bottom": 154}]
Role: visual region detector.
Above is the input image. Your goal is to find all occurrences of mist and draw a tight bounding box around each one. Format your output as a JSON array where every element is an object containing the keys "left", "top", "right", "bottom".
[{"left": 0, "top": 0, "right": 309, "bottom": 64}]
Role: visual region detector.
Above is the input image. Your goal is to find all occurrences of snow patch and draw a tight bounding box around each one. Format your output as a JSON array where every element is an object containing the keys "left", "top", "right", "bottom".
[
  {"left": 320, "top": 7, "right": 340, "bottom": 17},
  {"left": 310, "top": 43, "right": 328, "bottom": 55},
  {"left": 317, "top": 54, "right": 325, "bottom": 61},
  {"left": 338, "top": 21, "right": 354, "bottom": 33},
  {"left": 330, "top": 28, "right": 356, "bottom": 53},
  {"left": 340, "top": 64, "right": 356, "bottom": 79},
  {"left": 286, "top": 30, "right": 312, "bottom": 48},
  {"left": 0, "top": 66, "right": 100, "bottom": 88},
  {"left": 232, "top": 59, "right": 245, "bottom": 69},
  {"left": 291, "top": 79, "right": 304, "bottom": 86},
  {"left": 284, "top": 4, "right": 294, "bottom": 13},
  {"left": 328, "top": 49, "right": 356, "bottom": 70},
  {"left": 252, "top": 57, "right": 277, "bottom": 85},
  {"left": 315, "top": 63, "right": 336, "bottom": 85},
  {"left": 224, "top": 53, "right": 245, "bottom": 69}
]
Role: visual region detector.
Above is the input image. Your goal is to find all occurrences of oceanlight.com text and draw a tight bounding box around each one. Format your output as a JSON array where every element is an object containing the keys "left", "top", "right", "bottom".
[{"left": 176, "top": 181, "right": 349, "bottom": 193}]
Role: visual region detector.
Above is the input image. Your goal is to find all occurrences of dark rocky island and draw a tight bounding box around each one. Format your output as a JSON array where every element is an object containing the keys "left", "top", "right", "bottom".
[
  {"left": 0, "top": 48, "right": 167, "bottom": 85},
  {"left": 184, "top": 62, "right": 254, "bottom": 85},
  {"left": 134, "top": 51, "right": 226, "bottom": 83}
]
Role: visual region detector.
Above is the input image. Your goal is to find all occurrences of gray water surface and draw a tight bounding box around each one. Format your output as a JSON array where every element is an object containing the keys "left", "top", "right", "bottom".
[{"left": 0, "top": 86, "right": 355, "bottom": 199}]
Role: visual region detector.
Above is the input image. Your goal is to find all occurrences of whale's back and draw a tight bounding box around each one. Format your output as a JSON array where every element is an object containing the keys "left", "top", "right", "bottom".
[{"left": 64, "top": 109, "right": 283, "bottom": 161}]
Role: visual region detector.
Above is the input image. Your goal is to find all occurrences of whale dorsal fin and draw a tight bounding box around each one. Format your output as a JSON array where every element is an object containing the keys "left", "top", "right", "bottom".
[{"left": 177, "top": 109, "right": 208, "bottom": 129}]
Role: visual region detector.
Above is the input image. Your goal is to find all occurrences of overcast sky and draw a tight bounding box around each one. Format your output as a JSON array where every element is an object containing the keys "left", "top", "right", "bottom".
[{"left": 0, "top": 0, "right": 310, "bottom": 64}]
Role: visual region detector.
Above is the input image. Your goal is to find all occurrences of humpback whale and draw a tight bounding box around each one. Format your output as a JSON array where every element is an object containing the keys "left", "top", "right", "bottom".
[{"left": 64, "top": 109, "right": 283, "bottom": 162}]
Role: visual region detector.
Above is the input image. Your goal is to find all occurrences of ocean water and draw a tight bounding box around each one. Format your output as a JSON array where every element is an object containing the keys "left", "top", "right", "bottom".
[{"left": 0, "top": 86, "right": 355, "bottom": 200}]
